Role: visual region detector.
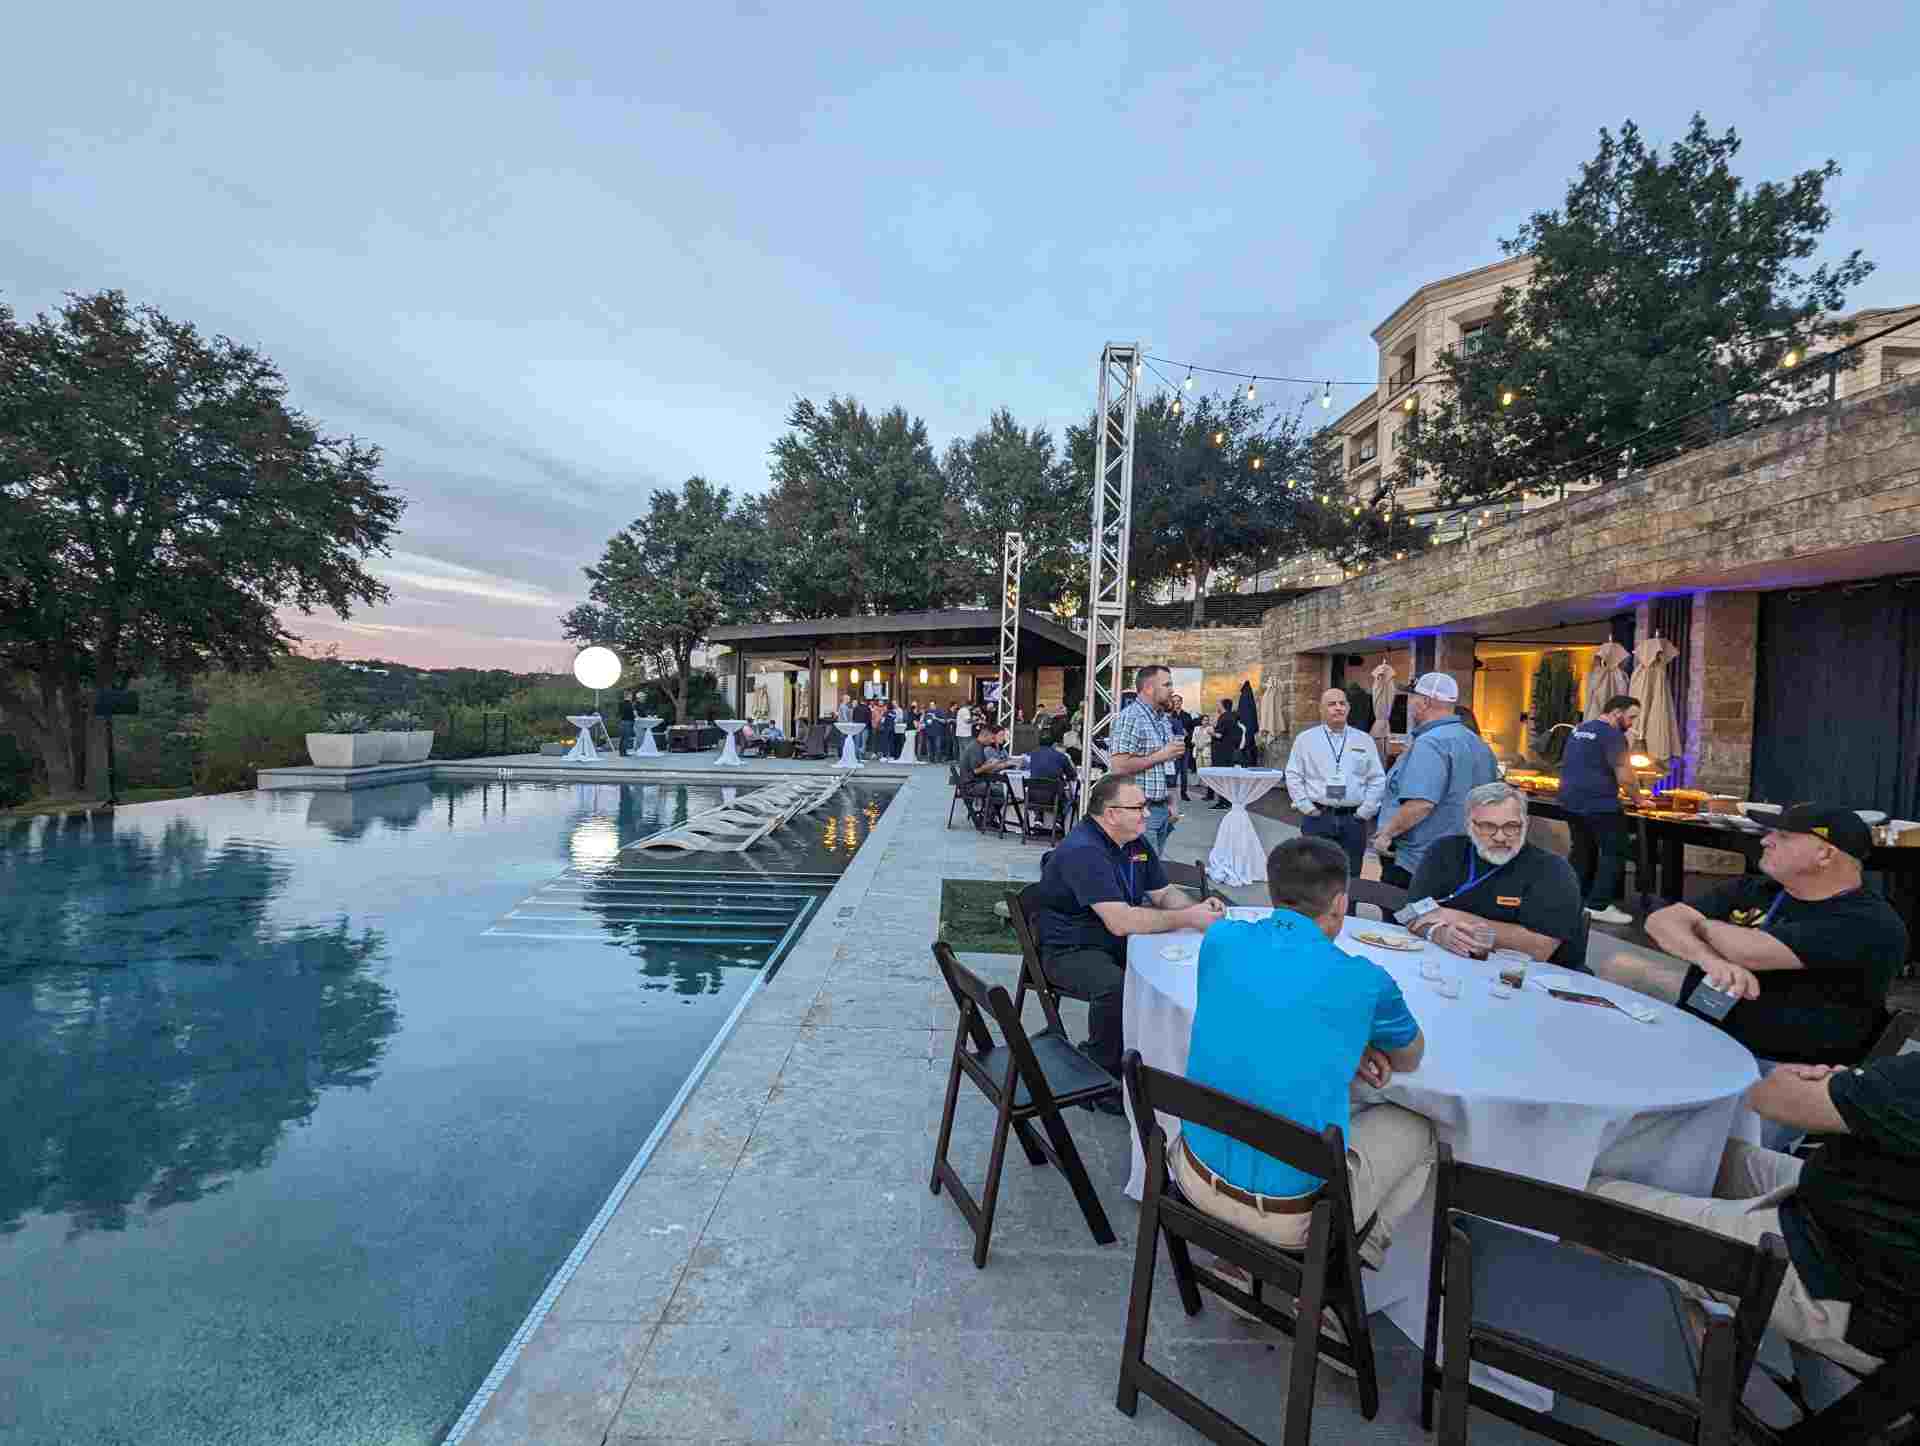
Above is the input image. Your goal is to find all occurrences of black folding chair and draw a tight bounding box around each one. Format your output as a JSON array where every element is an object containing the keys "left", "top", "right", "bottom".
[
  {"left": 946, "top": 764, "right": 990, "bottom": 830},
  {"left": 1422, "top": 1143, "right": 1789, "bottom": 1446},
  {"left": 1005, "top": 885, "right": 1068, "bottom": 1037},
  {"left": 1743, "top": 1335, "right": 1920, "bottom": 1446},
  {"left": 1867, "top": 1009, "right": 1920, "bottom": 1060},
  {"left": 1118, "top": 1051, "right": 1381, "bottom": 1446},
  {"left": 1020, "top": 775, "right": 1070, "bottom": 845},
  {"left": 929, "top": 942, "right": 1118, "bottom": 1267},
  {"left": 1344, "top": 878, "right": 1408, "bottom": 922},
  {"left": 1160, "top": 859, "right": 1219, "bottom": 903}
]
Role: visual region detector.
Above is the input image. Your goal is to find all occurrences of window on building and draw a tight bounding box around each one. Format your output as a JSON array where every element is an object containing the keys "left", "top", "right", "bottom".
[
  {"left": 1355, "top": 429, "right": 1378, "bottom": 465},
  {"left": 1388, "top": 342, "right": 1417, "bottom": 393},
  {"left": 1458, "top": 321, "right": 1489, "bottom": 356},
  {"left": 1883, "top": 348, "right": 1920, "bottom": 385}
]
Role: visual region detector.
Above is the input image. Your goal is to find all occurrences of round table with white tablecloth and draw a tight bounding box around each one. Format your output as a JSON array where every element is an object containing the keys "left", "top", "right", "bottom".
[
  {"left": 1122, "top": 911, "right": 1761, "bottom": 1356},
  {"left": 1195, "top": 767, "right": 1288, "bottom": 885},
  {"left": 832, "top": 721, "right": 864, "bottom": 769}
]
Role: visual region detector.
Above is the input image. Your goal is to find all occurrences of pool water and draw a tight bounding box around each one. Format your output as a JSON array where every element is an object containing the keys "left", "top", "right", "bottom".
[{"left": 0, "top": 776, "right": 894, "bottom": 1446}]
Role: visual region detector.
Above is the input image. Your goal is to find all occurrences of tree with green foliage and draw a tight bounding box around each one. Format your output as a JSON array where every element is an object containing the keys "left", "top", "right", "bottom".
[
  {"left": 1391, "top": 115, "right": 1873, "bottom": 506},
  {"left": 560, "top": 476, "right": 767, "bottom": 723},
  {"left": 0, "top": 291, "right": 402, "bottom": 796},
  {"left": 761, "top": 397, "right": 975, "bottom": 617},
  {"left": 1067, "top": 392, "right": 1416, "bottom": 624},
  {"left": 940, "top": 409, "right": 1087, "bottom": 618}
]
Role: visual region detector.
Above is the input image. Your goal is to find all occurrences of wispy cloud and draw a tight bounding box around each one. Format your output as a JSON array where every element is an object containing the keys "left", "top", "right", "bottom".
[{"left": 372, "top": 551, "right": 572, "bottom": 609}]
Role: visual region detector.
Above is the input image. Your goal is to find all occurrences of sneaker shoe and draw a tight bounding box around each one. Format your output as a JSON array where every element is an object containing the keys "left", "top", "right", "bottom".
[{"left": 1586, "top": 904, "right": 1633, "bottom": 925}]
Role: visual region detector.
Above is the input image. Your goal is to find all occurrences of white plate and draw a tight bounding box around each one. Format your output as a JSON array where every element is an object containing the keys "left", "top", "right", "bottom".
[
  {"left": 1529, "top": 973, "right": 1577, "bottom": 992},
  {"left": 1160, "top": 942, "right": 1196, "bottom": 961},
  {"left": 1226, "top": 907, "right": 1269, "bottom": 922}
]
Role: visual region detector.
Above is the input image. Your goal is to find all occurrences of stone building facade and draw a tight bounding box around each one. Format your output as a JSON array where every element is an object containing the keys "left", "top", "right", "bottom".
[{"left": 1259, "top": 371, "right": 1920, "bottom": 799}]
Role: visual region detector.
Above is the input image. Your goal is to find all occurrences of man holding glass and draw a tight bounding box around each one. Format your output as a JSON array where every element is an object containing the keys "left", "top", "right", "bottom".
[{"left": 1404, "top": 781, "right": 1588, "bottom": 970}]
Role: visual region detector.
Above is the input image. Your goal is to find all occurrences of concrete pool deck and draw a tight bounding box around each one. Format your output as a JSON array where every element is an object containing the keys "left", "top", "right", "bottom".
[{"left": 454, "top": 768, "right": 1549, "bottom": 1446}]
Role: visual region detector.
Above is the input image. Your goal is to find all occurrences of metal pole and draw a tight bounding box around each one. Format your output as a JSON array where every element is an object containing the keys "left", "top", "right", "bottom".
[
  {"left": 1077, "top": 342, "right": 1141, "bottom": 813},
  {"left": 996, "top": 530, "right": 1024, "bottom": 731}
]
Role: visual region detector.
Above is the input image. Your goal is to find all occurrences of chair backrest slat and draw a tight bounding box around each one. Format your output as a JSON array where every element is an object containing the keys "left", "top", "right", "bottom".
[{"left": 934, "top": 941, "right": 1059, "bottom": 1105}]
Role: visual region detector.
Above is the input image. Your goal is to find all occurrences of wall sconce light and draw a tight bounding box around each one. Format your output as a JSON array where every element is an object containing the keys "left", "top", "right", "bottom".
[
  {"left": 948, "top": 667, "right": 958, "bottom": 684},
  {"left": 828, "top": 668, "right": 838, "bottom": 684},
  {"left": 851, "top": 668, "right": 861, "bottom": 683},
  {"left": 918, "top": 667, "right": 928, "bottom": 683}
]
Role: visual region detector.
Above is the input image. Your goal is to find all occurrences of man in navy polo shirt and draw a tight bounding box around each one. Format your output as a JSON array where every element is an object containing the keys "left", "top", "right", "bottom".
[
  {"left": 1032, "top": 773, "right": 1225, "bottom": 1084},
  {"left": 1557, "top": 693, "right": 1643, "bottom": 925}
]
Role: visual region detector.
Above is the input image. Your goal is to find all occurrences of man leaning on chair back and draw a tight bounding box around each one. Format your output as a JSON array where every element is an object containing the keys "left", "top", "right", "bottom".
[{"left": 1178, "top": 836, "right": 1435, "bottom": 1271}]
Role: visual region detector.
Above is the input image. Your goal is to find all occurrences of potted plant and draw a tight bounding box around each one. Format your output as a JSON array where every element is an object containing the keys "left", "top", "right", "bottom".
[
  {"left": 306, "top": 711, "right": 382, "bottom": 769},
  {"left": 380, "top": 710, "right": 435, "bottom": 763}
]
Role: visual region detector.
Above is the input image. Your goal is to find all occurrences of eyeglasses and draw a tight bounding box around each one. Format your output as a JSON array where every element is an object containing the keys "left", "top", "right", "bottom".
[
  {"left": 1105, "top": 803, "right": 1149, "bottom": 815},
  {"left": 1469, "top": 819, "right": 1526, "bottom": 840}
]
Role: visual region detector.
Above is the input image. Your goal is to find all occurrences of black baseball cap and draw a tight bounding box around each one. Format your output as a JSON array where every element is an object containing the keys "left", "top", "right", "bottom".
[{"left": 1771, "top": 804, "right": 1873, "bottom": 861}]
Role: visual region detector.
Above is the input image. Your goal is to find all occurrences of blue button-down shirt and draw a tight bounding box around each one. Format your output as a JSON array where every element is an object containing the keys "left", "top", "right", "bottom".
[{"left": 1379, "top": 715, "right": 1500, "bottom": 876}]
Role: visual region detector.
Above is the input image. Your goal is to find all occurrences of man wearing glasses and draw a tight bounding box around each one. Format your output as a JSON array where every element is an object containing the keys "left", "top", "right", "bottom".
[
  {"left": 1032, "top": 774, "right": 1226, "bottom": 1087},
  {"left": 1403, "top": 781, "right": 1588, "bottom": 969}
]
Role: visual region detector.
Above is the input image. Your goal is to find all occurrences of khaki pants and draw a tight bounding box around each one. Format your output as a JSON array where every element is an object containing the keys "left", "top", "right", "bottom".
[
  {"left": 1172, "top": 1102, "right": 1436, "bottom": 1270},
  {"left": 1593, "top": 1140, "right": 1882, "bottom": 1374}
]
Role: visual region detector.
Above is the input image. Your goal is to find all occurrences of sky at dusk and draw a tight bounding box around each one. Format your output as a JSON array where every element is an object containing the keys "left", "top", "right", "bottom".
[{"left": 5, "top": 2, "right": 1916, "bottom": 671}]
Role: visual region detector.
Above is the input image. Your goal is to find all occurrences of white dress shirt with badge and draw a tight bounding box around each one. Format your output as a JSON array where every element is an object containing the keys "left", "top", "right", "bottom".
[{"left": 1284, "top": 723, "right": 1387, "bottom": 818}]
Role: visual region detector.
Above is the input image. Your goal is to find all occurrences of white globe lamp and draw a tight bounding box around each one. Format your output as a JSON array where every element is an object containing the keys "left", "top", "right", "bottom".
[{"left": 573, "top": 646, "right": 621, "bottom": 691}]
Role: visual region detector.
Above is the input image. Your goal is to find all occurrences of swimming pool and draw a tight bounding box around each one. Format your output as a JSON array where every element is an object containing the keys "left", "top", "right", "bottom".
[{"left": 0, "top": 775, "right": 894, "bottom": 1446}]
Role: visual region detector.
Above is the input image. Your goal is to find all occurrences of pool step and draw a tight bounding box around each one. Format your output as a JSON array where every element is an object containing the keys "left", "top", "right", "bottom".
[{"left": 485, "top": 867, "right": 831, "bottom": 953}]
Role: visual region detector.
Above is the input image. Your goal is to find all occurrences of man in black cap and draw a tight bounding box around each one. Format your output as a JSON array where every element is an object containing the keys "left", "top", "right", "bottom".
[{"left": 1605, "top": 806, "right": 1908, "bottom": 1063}]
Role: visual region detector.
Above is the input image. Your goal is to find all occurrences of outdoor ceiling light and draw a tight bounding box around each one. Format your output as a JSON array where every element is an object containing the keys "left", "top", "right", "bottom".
[
  {"left": 828, "top": 668, "right": 838, "bottom": 684},
  {"left": 949, "top": 667, "right": 958, "bottom": 684},
  {"left": 919, "top": 667, "right": 928, "bottom": 683},
  {"left": 572, "top": 646, "right": 621, "bottom": 691},
  {"left": 851, "top": 668, "right": 861, "bottom": 683}
]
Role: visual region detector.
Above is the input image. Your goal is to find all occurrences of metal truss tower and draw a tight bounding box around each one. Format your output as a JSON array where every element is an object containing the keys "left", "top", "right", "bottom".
[
  {"left": 1077, "top": 343, "right": 1140, "bottom": 809},
  {"left": 995, "top": 530, "right": 1024, "bottom": 729}
]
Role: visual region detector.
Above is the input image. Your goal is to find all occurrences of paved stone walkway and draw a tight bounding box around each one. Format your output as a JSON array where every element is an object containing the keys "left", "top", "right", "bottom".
[{"left": 462, "top": 768, "right": 1551, "bottom": 1445}]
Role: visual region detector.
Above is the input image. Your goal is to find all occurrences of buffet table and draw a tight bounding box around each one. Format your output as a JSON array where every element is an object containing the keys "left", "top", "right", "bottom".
[{"left": 1123, "top": 911, "right": 1760, "bottom": 1354}]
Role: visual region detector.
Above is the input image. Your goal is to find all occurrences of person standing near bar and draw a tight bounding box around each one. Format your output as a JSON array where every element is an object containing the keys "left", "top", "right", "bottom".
[
  {"left": 1557, "top": 694, "right": 1644, "bottom": 925},
  {"left": 1109, "top": 665, "right": 1185, "bottom": 855},
  {"left": 1286, "top": 687, "right": 1386, "bottom": 878}
]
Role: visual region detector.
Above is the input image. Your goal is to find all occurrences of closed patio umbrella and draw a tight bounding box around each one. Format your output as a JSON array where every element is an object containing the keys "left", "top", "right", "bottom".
[
  {"left": 1237, "top": 681, "right": 1261, "bottom": 767},
  {"left": 1628, "top": 634, "right": 1682, "bottom": 769},
  {"left": 1258, "top": 675, "right": 1281, "bottom": 739},
  {"left": 1370, "top": 662, "right": 1396, "bottom": 743},
  {"left": 1583, "top": 641, "right": 1631, "bottom": 719}
]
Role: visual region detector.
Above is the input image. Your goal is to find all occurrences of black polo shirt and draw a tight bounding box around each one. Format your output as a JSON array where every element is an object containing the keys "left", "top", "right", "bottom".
[
  {"left": 1406, "top": 837, "right": 1586, "bottom": 969},
  {"left": 1033, "top": 818, "right": 1168, "bottom": 964},
  {"left": 1680, "top": 876, "right": 1908, "bottom": 1064},
  {"left": 1779, "top": 1051, "right": 1920, "bottom": 1357}
]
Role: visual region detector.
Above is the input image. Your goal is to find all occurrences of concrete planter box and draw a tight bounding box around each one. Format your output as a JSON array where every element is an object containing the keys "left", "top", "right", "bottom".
[
  {"left": 368, "top": 730, "right": 401, "bottom": 762},
  {"left": 306, "top": 733, "right": 384, "bottom": 768},
  {"left": 386, "top": 729, "right": 435, "bottom": 763}
]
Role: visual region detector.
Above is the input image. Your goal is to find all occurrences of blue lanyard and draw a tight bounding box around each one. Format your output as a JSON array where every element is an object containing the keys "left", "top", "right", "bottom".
[
  {"left": 1323, "top": 725, "right": 1349, "bottom": 771},
  {"left": 1760, "top": 890, "right": 1786, "bottom": 929},
  {"left": 1442, "top": 851, "right": 1512, "bottom": 905}
]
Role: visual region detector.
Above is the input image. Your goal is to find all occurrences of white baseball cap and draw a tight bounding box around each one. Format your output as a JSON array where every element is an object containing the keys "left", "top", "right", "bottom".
[{"left": 1412, "top": 672, "right": 1459, "bottom": 702}]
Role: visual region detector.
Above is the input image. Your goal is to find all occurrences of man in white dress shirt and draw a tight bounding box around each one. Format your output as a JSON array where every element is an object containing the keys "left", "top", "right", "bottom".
[{"left": 1285, "top": 687, "right": 1387, "bottom": 877}]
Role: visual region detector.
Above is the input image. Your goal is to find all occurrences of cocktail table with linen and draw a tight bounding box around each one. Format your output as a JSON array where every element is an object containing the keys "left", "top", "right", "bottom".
[{"left": 1195, "top": 766, "right": 1289, "bottom": 885}]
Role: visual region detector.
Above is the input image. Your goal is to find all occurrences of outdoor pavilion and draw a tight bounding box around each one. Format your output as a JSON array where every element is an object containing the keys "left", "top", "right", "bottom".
[{"left": 707, "top": 608, "right": 1085, "bottom": 725}]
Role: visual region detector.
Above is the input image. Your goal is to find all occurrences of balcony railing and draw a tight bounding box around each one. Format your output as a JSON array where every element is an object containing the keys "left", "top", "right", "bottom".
[
  {"left": 1386, "top": 362, "right": 1416, "bottom": 395},
  {"left": 1354, "top": 443, "right": 1378, "bottom": 466}
]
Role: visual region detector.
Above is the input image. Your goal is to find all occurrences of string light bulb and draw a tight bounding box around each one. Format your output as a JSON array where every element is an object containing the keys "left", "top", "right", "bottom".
[
  {"left": 1781, "top": 349, "right": 1800, "bottom": 370},
  {"left": 1245, "top": 378, "right": 1256, "bottom": 401},
  {"left": 1250, "top": 456, "right": 1262, "bottom": 470},
  {"left": 1213, "top": 429, "right": 1225, "bottom": 445},
  {"left": 1403, "top": 395, "right": 1416, "bottom": 412},
  {"left": 1501, "top": 389, "right": 1515, "bottom": 407},
  {"left": 1183, "top": 371, "right": 1194, "bottom": 391},
  {"left": 1320, "top": 381, "right": 1333, "bottom": 409},
  {"left": 1171, "top": 397, "right": 1182, "bottom": 417}
]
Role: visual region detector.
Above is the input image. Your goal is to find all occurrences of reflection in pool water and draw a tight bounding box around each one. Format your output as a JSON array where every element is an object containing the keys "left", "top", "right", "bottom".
[{"left": 0, "top": 776, "right": 896, "bottom": 1446}]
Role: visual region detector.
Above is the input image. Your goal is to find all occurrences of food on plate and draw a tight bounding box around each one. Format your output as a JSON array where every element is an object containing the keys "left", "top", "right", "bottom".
[{"left": 1352, "top": 928, "right": 1424, "bottom": 953}]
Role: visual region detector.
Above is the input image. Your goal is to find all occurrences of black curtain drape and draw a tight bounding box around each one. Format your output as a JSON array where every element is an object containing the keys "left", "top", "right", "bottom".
[{"left": 1752, "top": 580, "right": 1920, "bottom": 818}]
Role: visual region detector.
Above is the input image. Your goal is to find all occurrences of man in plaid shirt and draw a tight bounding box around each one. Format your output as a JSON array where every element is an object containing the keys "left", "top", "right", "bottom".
[{"left": 1109, "top": 664, "right": 1186, "bottom": 854}]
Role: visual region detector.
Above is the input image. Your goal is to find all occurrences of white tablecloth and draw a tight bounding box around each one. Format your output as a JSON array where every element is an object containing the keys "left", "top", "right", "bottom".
[
  {"left": 1122, "top": 913, "right": 1760, "bottom": 1351},
  {"left": 1196, "top": 767, "right": 1289, "bottom": 885},
  {"left": 564, "top": 713, "right": 604, "bottom": 763},
  {"left": 633, "top": 717, "right": 662, "bottom": 756},
  {"left": 714, "top": 719, "right": 748, "bottom": 767},
  {"left": 832, "top": 721, "right": 864, "bottom": 769}
]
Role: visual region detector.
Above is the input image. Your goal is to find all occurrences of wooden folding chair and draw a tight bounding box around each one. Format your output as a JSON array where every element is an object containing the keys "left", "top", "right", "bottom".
[
  {"left": 1744, "top": 1334, "right": 1920, "bottom": 1445},
  {"left": 1344, "top": 878, "right": 1408, "bottom": 922},
  {"left": 1005, "top": 885, "right": 1068, "bottom": 1037},
  {"left": 1160, "top": 859, "right": 1218, "bottom": 903},
  {"left": 946, "top": 764, "right": 990, "bottom": 829},
  {"left": 929, "top": 942, "right": 1118, "bottom": 1267},
  {"left": 1020, "top": 775, "right": 1069, "bottom": 845},
  {"left": 1118, "top": 1050, "right": 1381, "bottom": 1446},
  {"left": 1423, "top": 1143, "right": 1789, "bottom": 1446}
]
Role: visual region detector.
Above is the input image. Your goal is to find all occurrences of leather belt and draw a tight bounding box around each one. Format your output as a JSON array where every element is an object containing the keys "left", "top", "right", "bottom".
[
  {"left": 1318, "top": 805, "right": 1360, "bottom": 814},
  {"left": 1180, "top": 1137, "right": 1321, "bottom": 1216}
]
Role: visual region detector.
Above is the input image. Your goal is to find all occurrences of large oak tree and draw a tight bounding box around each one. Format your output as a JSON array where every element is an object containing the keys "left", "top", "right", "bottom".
[
  {"left": 0, "top": 291, "right": 402, "bottom": 795},
  {"left": 1391, "top": 116, "right": 1873, "bottom": 505}
]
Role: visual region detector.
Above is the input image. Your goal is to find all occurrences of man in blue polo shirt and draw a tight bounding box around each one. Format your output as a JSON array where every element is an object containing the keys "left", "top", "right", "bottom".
[
  {"left": 1371, "top": 672, "right": 1500, "bottom": 889},
  {"left": 1557, "top": 694, "right": 1643, "bottom": 925},
  {"left": 1032, "top": 773, "right": 1225, "bottom": 1086},
  {"left": 1178, "top": 836, "right": 1432, "bottom": 1273}
]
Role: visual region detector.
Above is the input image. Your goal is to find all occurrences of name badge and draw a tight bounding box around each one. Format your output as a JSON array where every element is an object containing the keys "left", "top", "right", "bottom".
[
  {"left": 1325, "top": 781, "right": 1347, "bottom": 801},
  {"left": 1496, "top": 895, "right": 1521, "bottom": 908},
  {"left": 1395, "top": 896, "right": 1439, "bottom": 926}
]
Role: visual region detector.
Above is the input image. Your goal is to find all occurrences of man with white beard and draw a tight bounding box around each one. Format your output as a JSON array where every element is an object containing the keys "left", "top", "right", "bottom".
[{"left": 1402, "top": 781, "right": 1589, "bottom": 970}]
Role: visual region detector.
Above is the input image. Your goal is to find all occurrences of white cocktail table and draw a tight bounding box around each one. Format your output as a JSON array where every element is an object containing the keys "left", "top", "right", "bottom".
[
  {"left": 714, "top": 718, "right": 748, "bottom": 767},
  {"left": 564, "top": 714, "right": 604, "bottom": 763},
  {"left": 1196, "top": 766, "right": 1288, "bottom": 884},
  {"left": 633, "top": 715, "right": 662, "bottom": 757},
  {"left": 833, "top": 721, "right": 864, "bottom": 769}
]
